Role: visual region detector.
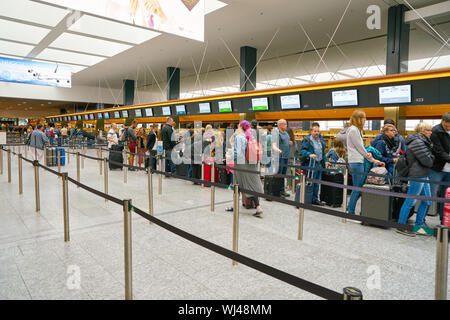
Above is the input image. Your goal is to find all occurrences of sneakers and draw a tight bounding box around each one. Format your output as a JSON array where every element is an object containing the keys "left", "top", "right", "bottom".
[
  {"left": 280, "top": 192, "right": 290, "bottom": 198},
  {"left": 225, "top": 207, "right": 234, "bottom": 212},
  {"left": 312, "top": 200, "right": 326, "bottom": 206},
  {"left": 396, "top": 228, "right": 416, "bottom": 237},
  {"left": 253, "top": 210, "right": 263, "bottom": 218}
]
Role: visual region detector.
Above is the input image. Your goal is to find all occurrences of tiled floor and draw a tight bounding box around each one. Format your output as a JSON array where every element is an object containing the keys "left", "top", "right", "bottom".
[{"left": 0, "top": 147, "right": 448, "bottom": 300}]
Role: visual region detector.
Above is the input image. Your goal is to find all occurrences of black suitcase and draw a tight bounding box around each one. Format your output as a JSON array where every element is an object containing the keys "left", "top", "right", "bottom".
[
  {"left": 320, "top": 172, "right": 344, "bottom": 207},
  {"left": 390, "top": 184, "right": 415, "bottom": 221},
  {"left": 176, "top": 163, "right": 188, "bottom": 177},
  {"left": 264, "top": 175, "right": 283, "bottom": 199},
  {"left": 218, "top": 167, "right": 232, "bottom": 186},
  {"left": 109, "top": 150, "right": 123, "bottom": 170}
]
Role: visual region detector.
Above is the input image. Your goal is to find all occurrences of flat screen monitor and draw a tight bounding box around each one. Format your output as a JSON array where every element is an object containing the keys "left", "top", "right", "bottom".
[
  {"left": 379, "top": 85, "right": 411, "bottom": 104},
  {"left": 98, "top": 113, "right": 103, "bottom": 120},
  {"left": 218, "top": 101, "right": 232, "bottom": 113},
  {"left": 199, "top": 102, "right": 211, "bottom": 114},
  {"left": 176, "top": 105, "right": 186, "bottom": 115},
  {"left": 280, "top": 94, "right": 301, "bottom": 110},
  {"left": 122, "top": 110, "right": 129, "bottom": 118},
  {"left": 89, "top": 114, "right": 94, "bottom": 120},
  {"left": 252, "top": 97, "right": 269, "bottom": 111},
  {"left": 104, "top": 112, "right": 110, "bottom": 120},
  {"left": 332, "top": 89, "right": 358, "bottom": 107},
  {"left": 162, "top": 106, "right": 171, "bottom": 116},
  {"left": 144, "top": 108, "right": 153, "bottom": 117},
  {"left": 134, "top": 109, "right": 142, "bottom": 118},
  {"left": 114, "top": 111, "right": 120, "bottom": 118},
  {"left": 84, "top": 114, "right": 89, "bottom": 121}
]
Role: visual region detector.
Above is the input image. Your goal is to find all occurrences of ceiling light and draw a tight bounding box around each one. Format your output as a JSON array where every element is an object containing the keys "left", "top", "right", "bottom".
[
  {"left": 36, "top": 48, "right": 105, "bottom": 66},
  {"left": 50, "top": 33, "right": 132, "bottom": 57},
  {"left": 0, "top": 0, "right": 70, "bottom": 27},
  {"left": 0, "top": 20, "right": 51, "bottom": 45},
  {"left": 68, "top": 15, "right": 161, "bottom": 45},
  {"left": 0, "top": 39, "right": 34, "bottom": 57}
]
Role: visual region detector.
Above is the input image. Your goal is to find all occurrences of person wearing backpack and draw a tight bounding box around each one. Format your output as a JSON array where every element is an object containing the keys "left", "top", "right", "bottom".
[
  {"left": 396, "top": 122, "right": 435, "bottom": 237},
  {"left": 226, "top": 120, "right": 264, "bottom": 218},
  {"left": 300, "top": 122, "right": 328, "bottom": 206}
]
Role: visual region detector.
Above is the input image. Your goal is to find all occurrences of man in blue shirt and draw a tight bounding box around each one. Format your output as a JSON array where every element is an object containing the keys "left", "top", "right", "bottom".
[
  {"left": 301, "top": 122, "right": 328, "bottom": 206},
  {"left": 272, "top": 119, "right": 292, "bottom": 197}
]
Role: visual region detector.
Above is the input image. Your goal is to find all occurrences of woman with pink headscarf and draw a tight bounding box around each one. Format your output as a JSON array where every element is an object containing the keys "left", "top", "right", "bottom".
[{"left": 226, "top": 120, "right": 264, "bottom": 217}]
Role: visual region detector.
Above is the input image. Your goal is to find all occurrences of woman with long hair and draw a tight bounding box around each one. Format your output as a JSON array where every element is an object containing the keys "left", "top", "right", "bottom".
[
  {"left": 346, "top": 110, "right": 384, "bottom": 216},
  {"left": 136, "top": 127, "right": 146, "bottom": 168},
  {"left": 226, "top": 120, "right": 264, "bottom": 218}
]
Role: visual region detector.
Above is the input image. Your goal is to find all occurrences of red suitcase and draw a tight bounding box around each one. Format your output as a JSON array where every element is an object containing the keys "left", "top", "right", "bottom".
[
  {"left": 203, "top": 163, "right": 219, "bottom": 186},
  {"left": 444, "top": 187, "right": 450, "bottom": 227}
]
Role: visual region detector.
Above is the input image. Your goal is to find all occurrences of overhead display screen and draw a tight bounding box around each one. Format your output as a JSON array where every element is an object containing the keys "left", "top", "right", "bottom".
[
  {"left": 40, "top": 0, "right": 206, "bottom": 42},
  {"left": 252, "top": 97, "right": 269, "bottom": 111},
  {"left": 162, "top": 106, "right": 171, "bottom": 116},
  {"left": 199, "top": 102, "right": 211, "bottom": 114},
  {"left": 176, "top": 105, "right": 186, "bottom": 115},
  {"left": 280, "top": 94, "right": 301, "bottom": 110},
  {"left": 218, "top": 101, "right": 232, "bottom": 113},
  {"left": 84, "top": 114, "right": 89, "bottom": 121},
  {"left": 89, "top": 114, "right": 95, "bottom": 120},
  {"left": 104, "top": 113, "right": 110, "bottom": 120},
  {"left": 114, "top": 111, "right": 120, "bottom": 118},
  {"left": 134, "top": 109, "right": 142, "bottom": 118},
  {"left": 0, "top": 56, "right": 71, "bottom": 88},
  {"left": 98, "top": 113, "right": 103, "bottom": 120},
  {"left": 332, "top": 89, "right": 358, "bottom": 107},
  {"left": 122, "top": 110, "right": 128, "bottom": 118},
  {"left": 144, "top": 108, "right": 153, "bottom": 117},
  {"left": 379, "top": 85, "right": 412, "bottom": 104}
]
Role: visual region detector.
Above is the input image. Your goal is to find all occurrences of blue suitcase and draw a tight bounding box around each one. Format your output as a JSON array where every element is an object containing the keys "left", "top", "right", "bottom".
[
  {"left": 294, "top": 159, "right": 315, "bottom": 206},
  {"left": 56, "top": 147, "right": 65, "bottom": 166}
]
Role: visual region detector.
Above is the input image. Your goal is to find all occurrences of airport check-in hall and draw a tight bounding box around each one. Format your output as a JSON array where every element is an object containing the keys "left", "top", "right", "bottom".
[{"left": 0, "top": 0, "right": 450, "bottom": 303}]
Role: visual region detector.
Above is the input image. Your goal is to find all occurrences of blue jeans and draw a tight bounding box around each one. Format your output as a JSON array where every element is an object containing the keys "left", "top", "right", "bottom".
[
  {"left": 309, "top": 161, "right": 323, "bottom": 202},
  {"left": 346, "top": 163, "right": 366, "bottom": 214},
  {"left": 429, "top": 170, "right": 450, "bottom": 223},
  {"left": 165, "top": 150, "right": 177, "bottom": 175},
  {"left": 278, "top": 158, "right": 288, "bottom": 192},
  {"left": 398, "top": 177, "right": 431, "bottom": 226}
]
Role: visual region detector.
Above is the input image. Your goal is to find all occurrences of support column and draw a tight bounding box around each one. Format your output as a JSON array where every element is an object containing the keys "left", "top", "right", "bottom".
[
  {"left": 240, "top": 46, "right": 257, "bottom": 92},
  {"left": 167, "top": 67, "right": 180, "bottom": 101},
  {"left": 123, "top": 80, "right": 135, "bottom": 106}
]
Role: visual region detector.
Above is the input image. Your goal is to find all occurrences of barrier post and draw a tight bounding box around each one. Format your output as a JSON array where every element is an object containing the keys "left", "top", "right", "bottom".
[
  {"left": 201, "top": 154, "right": 205, "bottom": 188},
  {"left": 61, "top": 172, "right": 70, "bottom": 242},
  {"left": 123, "top": 199, "right": 133, "bottom": 300},
  {"left": 0, "top": 147, "right": 3, "bottom": 175},
  {"left": 158, "top": 155, "right": 162, "bottom": 195},
  {"left": 298, "top": 174, "right": 306, "bottom": 241},
  {"left": 104, "top": 157, "right": 108, "bottom": 202},
  {"left": 148, "top": 166, "right": 154, "bottom": 223},
  {"left": 57, "top": 148, "right": 61, "bottom": 174},
  {"left": 211, "top": 161, "right": 215, "bottom": 212},
  {"left": 81, "top": 144, "right": 85, "bottom": 169},
  {"left": 18, "top": 153, "right": 23, "bottom": 195},
  {"left": 44, "top": 145, "right": 47, "bottom": 166},
  {"left": 342, "top": 167, "right": 348, "bottom": 223},
  {"left": 232, "top": 185, "right": 240, "bottom": 266},
  {"left": 67, "top": 146, "right": 70, "bottom": 164},
  {"left": 343, "top": 287, "right": 363, "bottom": 300},
  {"left": 435, "top": 225, "right": 449, "bottom": 300},
  {"left": 123, "top": 149, "right": 128, "bottom": 184},
  {"left": 98, "top": 149, "right": 102, "bottom": 175},
  {"left": 76, "top": 152, "right": 80, "bottom": 188},
  {"left": 33, "top": 160, "right": 40, "bottom": 213},
  {"left": 7, "top": 148, "right": 11, "bottom": 183},
  {"left": 25, "top": 144, "right": 27, "bottom": 159}
]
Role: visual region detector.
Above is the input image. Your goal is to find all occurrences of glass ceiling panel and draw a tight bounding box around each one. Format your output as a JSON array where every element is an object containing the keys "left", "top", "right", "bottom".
[
  {"left": 0, "top": 39, "right": 34, "bottom": 57},
  {"left": 0, "top": 19, "right": 51, "bottom": 44},
  {"left": 0, "top": 0, "right": 69, "bottom": 27},
  {"left": 36, "top": 48, "right": 105, "bottom": 66},
  {"left": 50, "top": 33, "right": 132, "bottom": 57},
  {"left": 68, "top": 15, "right": 161, "bottom": 45}
]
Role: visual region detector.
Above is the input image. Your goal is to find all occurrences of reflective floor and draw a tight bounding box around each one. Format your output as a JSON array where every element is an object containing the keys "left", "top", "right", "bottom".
[{"left": 0, "top": 147, "right": 447, "bottom": 300}]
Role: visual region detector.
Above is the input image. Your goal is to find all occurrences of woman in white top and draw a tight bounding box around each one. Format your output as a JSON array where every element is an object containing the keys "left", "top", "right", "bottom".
[
  {"left": 107, "top": 123, "right": 119, "bottom": 149},
  {"left": 346, "top": 110, "right": 384, "bottom": 215}
]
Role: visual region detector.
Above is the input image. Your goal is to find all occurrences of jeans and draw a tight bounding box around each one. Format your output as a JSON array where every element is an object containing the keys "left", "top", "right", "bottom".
[
  {"left": 309, "top": 161, "right": 323, "bottom": 202},
  {"left": 346, "top": 163, "right": 366, "bottom": 215},
  {"left": 429, "top": 170, "right": 450, "bottom": 223},
  {"left": 278, "top": 158, "right": 288, "bottom": 192},
  {"left": 165, "top": 149, "right": 177, "bottom": 175},
  {"left": 398, "top": 177, "right": 431, "bottom": 226},
  {"left": 265, "top": 152, "right": 272, "bottom": 174}
]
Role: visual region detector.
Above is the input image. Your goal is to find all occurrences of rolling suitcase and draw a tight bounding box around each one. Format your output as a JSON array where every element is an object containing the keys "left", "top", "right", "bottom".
[
  {"left": 56, "top": 147, "right": 65, "bottom": 166},
  {"left": 109, "top": 149, "right": 123, "bottom": 170},
  {"left": 242, "top": 194, "right": 258, "bottom": 209},
  {"left": 294, "top": 159, "right": 315, "bottom": 205},
  {"left": 264, "top": 175, "right": 283, "bottom": 199},
  {"left": 176, "top": 163, "right": 189, "bottom": 177},
  {"left": 444, "top": 187, "right": 450, "bottom": 227},
  {"left": 390, "top": 184, "right": 415, "bottom": 222},
  {"left": 320, "top": 172, "right": 344, "bottom": 207},
  {"left": 203, "top": 161, "right": 219, "bottom": 185},
  {"left": 361, "top": 184, "right": 391, "bottom": 226}
]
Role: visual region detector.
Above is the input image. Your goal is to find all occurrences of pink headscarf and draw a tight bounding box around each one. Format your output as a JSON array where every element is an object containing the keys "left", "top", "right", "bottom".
[{"left": 240, "top": 120, "right": 253, "bottom": 142}]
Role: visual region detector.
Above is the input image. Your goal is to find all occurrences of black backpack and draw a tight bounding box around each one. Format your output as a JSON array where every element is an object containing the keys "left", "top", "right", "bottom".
[{"left": 395, "top": 153, "right": 410, "bottom": 177}]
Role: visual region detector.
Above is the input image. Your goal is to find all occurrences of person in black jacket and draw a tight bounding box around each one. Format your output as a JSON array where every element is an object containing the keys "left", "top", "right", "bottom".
[
  {"left": 396, "top": 122, "right": 435, "bottom": 237},
  {"left": 146, "top": 125, "right": 157, "bottom": 171},
  {"left": 161, "top": 117, "right": 183, "bottom": 175},
  {"left": 430, "top": 112, "right": 450, "bottom": 223}
]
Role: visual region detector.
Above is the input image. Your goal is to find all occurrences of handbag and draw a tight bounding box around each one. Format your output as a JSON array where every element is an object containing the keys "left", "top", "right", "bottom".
[{"left": 366, "top": 166, "right": 388, "bottom": 185}]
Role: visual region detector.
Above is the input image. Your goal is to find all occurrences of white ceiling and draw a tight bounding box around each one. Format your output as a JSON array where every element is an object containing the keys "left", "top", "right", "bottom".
[{"left": 0, "top": 0, "right": 449, "bottom": 94}]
